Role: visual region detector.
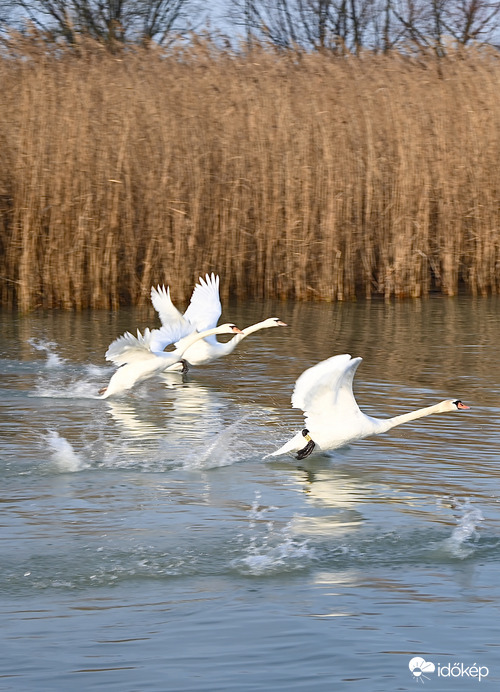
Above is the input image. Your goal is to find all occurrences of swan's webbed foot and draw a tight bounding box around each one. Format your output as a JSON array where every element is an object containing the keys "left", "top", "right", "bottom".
[
  {"left": 296, "top": 429, "right": 316, "bottom": 460},
  {"left": 98, "top": 386, "right": 107, "bottom": 395},
  {"left": 181, "top": 359, "right": 189, "bottom": 374}
]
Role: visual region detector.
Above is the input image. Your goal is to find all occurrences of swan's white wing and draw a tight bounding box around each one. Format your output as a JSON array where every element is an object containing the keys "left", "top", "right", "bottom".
[
  {"left": 148, "top": 322, "right": 197, "bottom": 355},
  {"left": 150, "top": 285, "right": 196, "bottom": 351},
  {"left": 151, "top": 285, "right": 184, "bottom": 326},
  {"left": 183, "top": 273, "right": 222, "bottom": 332},
  {"left": 106, "top": 324, "right": 192, "bottom": 365},
  {"left": 105, "top": 328, "right": 159, "bottom": 366},
  {"left": 292, "top": 354, "right": 363, "bottom": 429}
]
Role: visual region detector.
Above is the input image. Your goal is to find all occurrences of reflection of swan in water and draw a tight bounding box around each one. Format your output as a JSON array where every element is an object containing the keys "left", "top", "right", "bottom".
[
  {"left": 105, "top": 380, "right": 257, "bottom": 470},
  {"left": 167, "top": 382, "right": 228, "bottom": 437},
  {"left": 105, "top": 400, "right": 161, "bottom": 438},
  {"left": 151, "top": 274, "right": 287, "bottom": 371},
  {"left": 106, "top": 380, "right": 229, "bottom": 442},
  {"left": 271, "top": 354, "right": 470, "bottom": 459},
  {"left": 99, "top": 321, "right": 242, "bottom": 398},
  {"left": 274, "top": 461, "right": 368, "bottom": 537}
]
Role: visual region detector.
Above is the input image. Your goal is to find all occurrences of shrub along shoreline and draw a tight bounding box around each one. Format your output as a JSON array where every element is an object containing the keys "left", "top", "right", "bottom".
[{"left": 0, "top": 38, "right": 499, "bottom": 310}]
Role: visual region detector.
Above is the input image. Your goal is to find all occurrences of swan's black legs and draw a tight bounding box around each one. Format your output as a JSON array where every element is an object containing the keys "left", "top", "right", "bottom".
[
  {"left": 181, "top": 359, "right": 189, "bottom": 374},
  {"left": 296, "top": 429, "right": 316, "bottom": 460}
]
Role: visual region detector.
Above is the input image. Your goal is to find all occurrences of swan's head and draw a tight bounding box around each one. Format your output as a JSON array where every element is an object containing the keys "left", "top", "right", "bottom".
[
  {"left": 441, "top": 399, "right": 471, "bottom": 412},
  {"left": 261, "top": 317, "right": 288, "bottom": 328},
  {"left": 452, "top": 399, "right": 470, "bottom": 411},
  {"left": 216, "top": 323, "right": 244, "bottom": 334}
]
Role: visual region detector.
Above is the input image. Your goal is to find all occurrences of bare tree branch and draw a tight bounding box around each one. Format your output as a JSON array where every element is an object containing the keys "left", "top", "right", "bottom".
[{"left": 1, "top": 0, "right": 197, "bottom": 45}]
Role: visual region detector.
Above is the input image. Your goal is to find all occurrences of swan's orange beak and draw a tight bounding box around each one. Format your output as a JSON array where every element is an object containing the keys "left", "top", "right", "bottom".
[
  {"left": 456, "top": 401, "right": 470, "bottom": 410},
  {"left": 231, "top": 326, "right": 244, "bottom": 333},
  {"left": 276, "top": 320, "right": 288, "bottom": 326}
]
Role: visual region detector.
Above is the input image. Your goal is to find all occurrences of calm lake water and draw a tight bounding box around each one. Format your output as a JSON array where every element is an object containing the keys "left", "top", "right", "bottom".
[{"left": 1, "top": 296, "right": 499, "bottom": 691}]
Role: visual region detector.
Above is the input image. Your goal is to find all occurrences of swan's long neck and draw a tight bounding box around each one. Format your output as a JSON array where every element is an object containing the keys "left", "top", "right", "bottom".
[
  {"left": 376, "top": 401, "right": 451, "bottom": 434},
  {"left": 215, "top": 320, "right": 275, "bottom": 354},
  {"left": 201, "top": 320, "right": 271, "bottom": 356},
  {"left": 175, "top": 326, "right": 229, "bottom": 357},
  {"left": 242, "top": 320, "right": 273, "bottom": 337}
]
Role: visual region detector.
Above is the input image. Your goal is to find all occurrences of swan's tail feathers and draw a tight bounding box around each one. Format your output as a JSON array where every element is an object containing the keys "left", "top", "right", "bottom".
[
  {"left": 164, "top": 360, "right": 185, "bottom": 373},
  {"left": 164, "top": 358, "right": 190, "bottom": 373},
  {"left": 268, "top": 431, "right": 304, "bottom": 458},
  {"left": 295, "top": 429, "right": 316, "bottom": 460}
]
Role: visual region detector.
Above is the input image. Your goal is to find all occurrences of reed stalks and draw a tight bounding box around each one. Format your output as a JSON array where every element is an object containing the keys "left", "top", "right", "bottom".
[{"left": 0, "top": 36, "right": 499, "bottom": 310}]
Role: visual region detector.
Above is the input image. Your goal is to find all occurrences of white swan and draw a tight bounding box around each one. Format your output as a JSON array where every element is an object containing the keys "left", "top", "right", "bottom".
[
  {"left": 99, "top": 322, "right": 242, "bottom": 399},
  {"left": 270, "top": 354, "right": 470, "bottom": 459},
  {"left": 150, "top": 274, "right": 287, "bottom": 371}
]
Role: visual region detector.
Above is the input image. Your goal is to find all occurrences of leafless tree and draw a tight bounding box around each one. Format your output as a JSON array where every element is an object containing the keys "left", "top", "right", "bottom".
[
  {"left": 225, "top": 0, "right": 500, "bottom": 53},
  {"left": 227, "top": 0, "right": 382, "bottom": 52},
  {"left": 226, "top": 0, "right": 300, "bottom": 50},
  {"left": 391, "top": 0, "right": 500, "bottom": 50},
  {"left": 442, "top": 0, "right": 500, "bottom": 44},
  {"left": 1, "top": 0, "right": 199, "bottom": 45}
]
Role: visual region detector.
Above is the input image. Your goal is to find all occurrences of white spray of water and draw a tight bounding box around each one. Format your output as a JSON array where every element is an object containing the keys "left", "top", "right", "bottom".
[
  {"left": 45, "top": 430, "right": 90, "bottom": 472},
  {"left": 233, "top": 492, "right": 315, "bottom": 575},
  {"left": 181, "top": 413, "right": 257, "bottom": 470},
  {"left": 28, "top": 339, "right": 106, "bottom": 398},
  {"left": 29, "top": 339, "right": 66, "bottom": 368},
  {"left": 33, "top": 380, "right": 102, "bottom": 399},
  {"left": 441, "top": 499, "right": 484, "bottom": 558}
]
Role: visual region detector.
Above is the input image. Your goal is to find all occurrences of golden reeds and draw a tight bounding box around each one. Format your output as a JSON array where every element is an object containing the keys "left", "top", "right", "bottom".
[{"left": 0, "top": 37, "right": 499, "bottom": 310}]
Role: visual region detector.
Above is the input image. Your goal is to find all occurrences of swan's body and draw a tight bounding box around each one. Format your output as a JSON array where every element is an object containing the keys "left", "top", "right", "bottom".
[
  {"left": 270, "top": 354, "right": 470, "bottom": 459},
  {"left": 100, "top": 322, "right": 242, "bottom": 399},
  {"left": 150, "top": 274, "right": 287, "bottom": 370}
]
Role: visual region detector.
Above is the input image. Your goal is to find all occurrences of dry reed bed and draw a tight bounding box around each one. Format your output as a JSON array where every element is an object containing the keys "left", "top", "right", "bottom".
[{"left": 0, "top": 39, "right": 499, "bottom": 309}]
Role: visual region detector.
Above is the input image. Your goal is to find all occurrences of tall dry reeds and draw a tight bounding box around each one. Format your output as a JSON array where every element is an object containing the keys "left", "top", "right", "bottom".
[{"left": 0, "top": 36, "right": 499, "bottom": 310}]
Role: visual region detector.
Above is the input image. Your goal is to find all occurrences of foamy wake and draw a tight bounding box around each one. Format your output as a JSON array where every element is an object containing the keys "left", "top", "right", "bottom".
[
  {"left": 232, "top": 493, "right": 315, "bottom": 575},
  {"left": 28, "top": 339, "right": 66, "bottom": 368},
  {"left": 440, "top": 499, "right": 484, "bottom": 558},
  {"left": 33, "top": 379, "right": 103, "bottom": 399},
  {"left": 44, "top": 430, "right": 90, "bottom": 472},
  {"left": 31, "top": 360, "right": 109, "bottom": 399},
  {"left": 27, "top": 337, "right": 110, "bottom": 398}
]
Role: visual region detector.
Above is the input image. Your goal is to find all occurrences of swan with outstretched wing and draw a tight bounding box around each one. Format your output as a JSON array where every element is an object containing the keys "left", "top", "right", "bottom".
[
  {"left": 270, "top": 354, "right": 470, "bottom": 459},
  {"left": 151, "top": 273, "right": 287, "bottom": 370},
  {"left": 99, "top": 320, "right": 242, "bottom": 398}
]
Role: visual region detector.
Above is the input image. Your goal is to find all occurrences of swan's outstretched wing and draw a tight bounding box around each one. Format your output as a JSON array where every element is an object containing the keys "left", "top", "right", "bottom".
[
  {"left": 292, "top": 354, "right": 363, "bottom": 429},
  {"left": 105, "top": 328, "right": 160, "bottom": 366},
  {"left": 106, "top": 323, "right": 189, "bottom": 365},
  {"left": 151, "top": 285, "right": 183, "bottom": 325},
  {"left": 183, "top": 273, "right": 222, "bottom": 332},
  {"left": 150, "top": 285, "right": 195, "bottom": 351}
]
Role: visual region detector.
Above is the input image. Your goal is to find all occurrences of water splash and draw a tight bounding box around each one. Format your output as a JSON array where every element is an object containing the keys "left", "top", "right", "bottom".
[
  {"left": 27, "top": 338, "right": 107, "bottom": 398},
  {"left": 440, "top": 499, "right": 484, "bottom": 559},
  {"left": 28, "top": 339, "right": 66, "bottom": 368},
  {"left": 33, "top": 379, "right": 102, "bottom": 399},
  {"left": 44, "top": 430, "right": 90, "bottom": 472},
  {"left": 232, "top": 493, "right": 315, "bottom": 575},
  {"left": 180, "top": 413, "right": 261, "bottom": 470}
]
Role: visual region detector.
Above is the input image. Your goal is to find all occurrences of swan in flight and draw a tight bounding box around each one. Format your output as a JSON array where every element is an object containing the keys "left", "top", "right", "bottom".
[
  {"left": 99, "top": 322, "right": 242, "bottom": 399},
  {"left": 151, "top": 274, "right": 287, "bottom": 371},
  {"left": 270, "top": 354, "right": 470, "bottom": 459}
]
